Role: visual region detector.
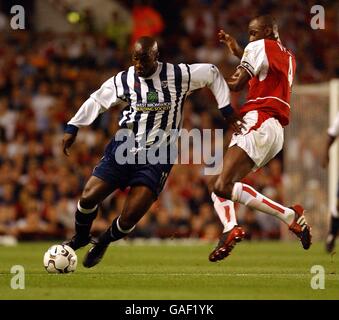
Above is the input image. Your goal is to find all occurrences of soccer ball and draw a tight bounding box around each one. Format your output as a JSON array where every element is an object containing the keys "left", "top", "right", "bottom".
[{"left": 43, "top": 244, "right": 77, "bottom": 273}]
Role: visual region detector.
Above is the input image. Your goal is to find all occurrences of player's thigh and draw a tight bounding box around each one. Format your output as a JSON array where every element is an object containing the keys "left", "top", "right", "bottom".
[
  {"left": 81, "top": 176, "right": 117, "bottom": 204},
  {"left": 218, "top": 145, "right": 254, "bottom": 184},
  {"left": 120, "top": 185, "right": 156, "bottom": 226}
]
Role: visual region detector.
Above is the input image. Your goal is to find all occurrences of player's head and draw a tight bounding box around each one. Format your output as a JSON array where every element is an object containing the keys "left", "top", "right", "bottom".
[
  {"left": 132, "top": 36, "right": 159, "bottom": 78},
  {"left": 248, "top": 15, "right": 280, "bottom": 42}
]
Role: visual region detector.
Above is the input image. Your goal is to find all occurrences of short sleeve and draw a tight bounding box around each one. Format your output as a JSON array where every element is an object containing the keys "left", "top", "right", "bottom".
[
  {"left": 239, "top": 39, "right": 266, "bottom": 78},
  {"left": 188, "top": 63, "right": 230, "bottom": 109}
]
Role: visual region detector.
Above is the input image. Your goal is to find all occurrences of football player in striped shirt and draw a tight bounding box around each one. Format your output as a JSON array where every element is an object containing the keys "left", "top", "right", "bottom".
[{"left": 62, "top": 36, "right": 236, "bottom": 267}]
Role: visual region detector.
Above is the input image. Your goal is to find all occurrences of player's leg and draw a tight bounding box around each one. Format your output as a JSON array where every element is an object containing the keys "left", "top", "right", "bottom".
[
  {"left": 213, "top": 143, "right": 297, "bottom": 224},
  {"left": 207, "top": 129, "right": 238, "bottom": 233},
  {"left": 64, "top": 176, "right": 116, "bottom": 250},
  {"left": 82, "top": 161, "right": 172, "bottom": 268},
  {"left": 208, "top": 169, "right": 239, "bottom": 235},
  {"left": 209, "top": 145, "right": 253, "bottom": 261},
  {"left": 326, "top": 188, "right": 339, "bottom": 253},
  {"left": 226, "top": 116, "right": 311, "bottom": 234},
  {"left": 211, "top": 192, "right": 237, "bottom": 233},
  {"left": 209, "top": 116, "right": 311, "bottom": 261},
  {"left": 83, "top": 185, "right": 156, "bottom": 268},
  {"left": 212, "top": 113, "right": 295, "bottom": 235},
  {"left": 214, "top": 144, "right": 311, "bottom": 249}
]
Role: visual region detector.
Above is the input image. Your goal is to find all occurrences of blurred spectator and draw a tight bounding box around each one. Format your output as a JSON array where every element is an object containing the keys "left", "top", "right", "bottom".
[
  {"left": 14, "top": 198, "right": 56, "bottom": 240},
  {"left": 105, "top": 10, "right": 132, "bottom": 50},
  {"left": 241, "top": 209, "right": 263, "bottom": 240},
  {"left": 131, "top": 0, "right": 164, "bottom": 46},
  {"left": 0, "top": 97, "right": 17, "bottom": 141}
]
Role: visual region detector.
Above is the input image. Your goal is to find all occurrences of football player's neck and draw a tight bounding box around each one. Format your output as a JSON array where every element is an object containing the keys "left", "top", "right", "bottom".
[
  {"left": 267, "top": 34, "right": 277, "bottom": 41},
  {"left": 143, "top": 62, "right": 158, "bottom": 78},
  {"left": 149, "top": 61, "right": 158, "bottom": 75}
]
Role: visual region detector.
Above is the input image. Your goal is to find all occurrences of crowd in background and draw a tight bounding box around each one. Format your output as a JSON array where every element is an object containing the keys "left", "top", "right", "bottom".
[{"left": 0, "top": 0, "right": 338, "bottom": 242}]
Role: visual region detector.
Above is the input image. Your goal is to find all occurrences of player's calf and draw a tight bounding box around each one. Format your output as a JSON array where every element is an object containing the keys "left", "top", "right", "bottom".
[{"left": 63, "top": 201, "right": 98, "bottom": 250}]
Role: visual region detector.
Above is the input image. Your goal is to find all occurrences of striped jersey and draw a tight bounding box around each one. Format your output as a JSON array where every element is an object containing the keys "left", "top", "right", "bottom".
[{"left": 68, "top": 62, "right": 230, "bottom": 150}]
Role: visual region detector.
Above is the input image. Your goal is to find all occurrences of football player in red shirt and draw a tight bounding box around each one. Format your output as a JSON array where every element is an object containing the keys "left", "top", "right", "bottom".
[{"left": 209, "top": 15, "right": 312, "bottom": 262}]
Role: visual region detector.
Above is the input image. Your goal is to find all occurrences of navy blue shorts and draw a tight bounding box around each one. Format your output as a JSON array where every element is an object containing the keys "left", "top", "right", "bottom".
[{"left": 92, "top": 138, "right": 173, "bottom": 197}]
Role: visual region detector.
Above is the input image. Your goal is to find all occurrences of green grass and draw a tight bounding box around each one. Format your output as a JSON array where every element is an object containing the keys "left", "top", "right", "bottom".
[{"left": 0, "top": 240, "right": 338, "bottom": 300}]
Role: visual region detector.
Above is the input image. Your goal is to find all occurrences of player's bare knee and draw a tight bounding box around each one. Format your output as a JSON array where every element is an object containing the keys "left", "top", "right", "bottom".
[{"left": 213, "top": 179, "right": 233, "bottom": 199}]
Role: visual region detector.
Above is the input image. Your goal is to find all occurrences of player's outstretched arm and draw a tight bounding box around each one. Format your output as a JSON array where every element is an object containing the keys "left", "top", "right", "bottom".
[
  {"left": 218, "top": 30, "right": 244, "bottom": 59},
  {"left": 62, "top": 76, "right": 122, "bottom": 156},
  {"left": 227, "top": 67, "right": 251, "bottom": 92}
]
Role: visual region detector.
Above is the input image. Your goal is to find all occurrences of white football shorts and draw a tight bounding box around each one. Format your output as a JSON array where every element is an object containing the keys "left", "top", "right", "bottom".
[{"left": 229, "top": 110, "right": 284, "bottom": 170}]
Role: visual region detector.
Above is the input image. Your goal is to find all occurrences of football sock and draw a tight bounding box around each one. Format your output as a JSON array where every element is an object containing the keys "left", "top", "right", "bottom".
[
  {"left": 329, "top": 216, "right": 339, "bottom": 236},
  {"left": 211, "top": 192, "right": 237, "bottom": 233},
  {"left": 75, "top": 201, "right": 98, "bottom": 239},
  {"left": 99, "top": 216, "right": 136, "bottom": 245},
  {"left": 232, "top": 182, "right": 295, "bottom": 225}
]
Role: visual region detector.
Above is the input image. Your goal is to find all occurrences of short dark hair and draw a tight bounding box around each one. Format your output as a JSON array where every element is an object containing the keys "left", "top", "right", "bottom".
[
  {"left": 135, "top": 36, "right": 158, "bottom": 52},
  {"left": 252, "top": 15, "right": 277, "bottom": 28},
  {"left": 251, "top": 15, "right": 279, "bottom": 40}
]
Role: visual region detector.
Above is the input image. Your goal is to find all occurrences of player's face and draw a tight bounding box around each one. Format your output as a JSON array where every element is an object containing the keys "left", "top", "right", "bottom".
[
  {"left": 132, "top": 49, "right": 158, "bottom": 78},
  {"left": 248, "top": 20, "right": 267, "bottom": 42}
]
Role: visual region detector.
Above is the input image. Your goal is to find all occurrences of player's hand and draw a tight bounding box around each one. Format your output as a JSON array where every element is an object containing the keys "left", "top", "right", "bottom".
[
  {"left": 218, "top": 30, "right": 243, "bottom": 58},
  {"left": 62, "top": 133, "right": 76, "bottom": 156},
  {"left": 225, "top": 113, "right": 246, "bottom": 134}
]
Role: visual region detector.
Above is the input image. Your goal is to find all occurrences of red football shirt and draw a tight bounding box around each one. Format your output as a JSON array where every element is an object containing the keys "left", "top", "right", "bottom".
[{"left": 239, "top": 39, "right": 296, "bottom": 126}]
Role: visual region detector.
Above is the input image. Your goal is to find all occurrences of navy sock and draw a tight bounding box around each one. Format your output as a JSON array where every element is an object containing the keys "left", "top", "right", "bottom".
[
  {"left": 99, "top": 217, "right": 133, "bottom": 245},
  {"left": 75, "top": 208, "right": 98, "bottom": 239},
  {"left": 330, "top": 216, "right": 339, "bottom": 236}
]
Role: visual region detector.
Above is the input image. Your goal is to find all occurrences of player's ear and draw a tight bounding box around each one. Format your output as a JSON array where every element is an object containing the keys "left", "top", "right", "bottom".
[{"left": 264, "top": 26, "right": 273, "bottom": 38}]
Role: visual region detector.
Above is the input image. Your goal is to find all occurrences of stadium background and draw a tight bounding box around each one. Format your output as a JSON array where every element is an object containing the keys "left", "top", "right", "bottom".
[{"left": 0, "top": 0, "right": 338, "bottom": 245}]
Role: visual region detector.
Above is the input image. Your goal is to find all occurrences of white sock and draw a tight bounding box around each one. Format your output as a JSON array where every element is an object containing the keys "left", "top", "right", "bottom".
[
  {"left": 211, "top": 192, "right": 237, "bottom": 233},
  {"left": 331, "top": 205, "right": 339, "bottom": 218},
  {"left": 231, "top": 182, "right": 295, "bottom": 225},
  {"left": 116, "top": 216, "right": 135, "bottom": 233},
  {"left": 77, "top": 201, "right": 98, "bottom": 214}
]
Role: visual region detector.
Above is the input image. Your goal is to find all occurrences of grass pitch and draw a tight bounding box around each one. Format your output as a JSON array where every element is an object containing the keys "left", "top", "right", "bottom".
[{"left": 0, "top": 240, "right": 338, "bottom": 300}]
